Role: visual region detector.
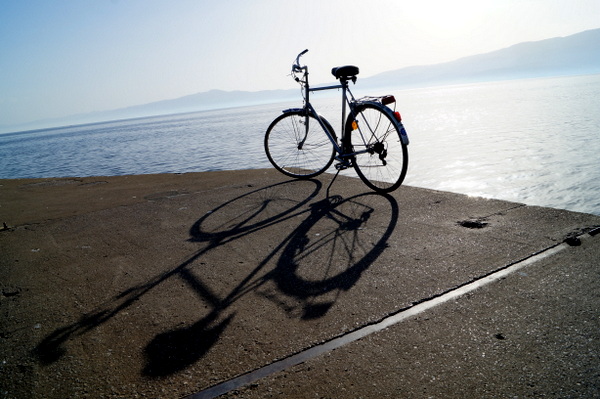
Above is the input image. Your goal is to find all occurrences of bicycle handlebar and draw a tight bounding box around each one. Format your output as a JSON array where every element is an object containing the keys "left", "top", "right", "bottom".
[{"left": 292, "top": 49, "right": 309, "bottom": 72}]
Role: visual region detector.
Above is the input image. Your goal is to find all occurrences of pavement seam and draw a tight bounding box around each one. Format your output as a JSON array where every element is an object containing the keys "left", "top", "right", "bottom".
[
  {"left": 184, "top": 232, "right": 596, "bottom": 399},
  {"left": 479, "top": 203, "right": 526, "bottom": 219}
]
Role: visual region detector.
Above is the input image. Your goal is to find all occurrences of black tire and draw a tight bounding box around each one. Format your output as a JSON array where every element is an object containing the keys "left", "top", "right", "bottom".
[
  {"left": 343, "top": 103, "right": 408, "bottom": 193},
  {"left": 265, "top": 111, "right": 336, "bottom": 179}
]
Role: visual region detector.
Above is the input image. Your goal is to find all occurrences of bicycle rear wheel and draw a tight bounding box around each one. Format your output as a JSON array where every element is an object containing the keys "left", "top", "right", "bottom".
[
  {"left": 344, "top": 103, "right": 408, "bottom": 193},
  {"left": 265, "top": 111, "right": 336, "bottom": 179}
]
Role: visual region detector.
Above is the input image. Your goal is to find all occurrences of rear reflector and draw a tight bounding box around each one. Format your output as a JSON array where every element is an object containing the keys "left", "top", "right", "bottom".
[{"left": 382, "top": 95, "right": 395, "bottom": 105}]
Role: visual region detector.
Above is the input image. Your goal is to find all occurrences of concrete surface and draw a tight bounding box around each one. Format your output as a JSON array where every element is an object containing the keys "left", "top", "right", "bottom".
[{"left": 1, "top": 169, "right": 599, "bottom": 398}]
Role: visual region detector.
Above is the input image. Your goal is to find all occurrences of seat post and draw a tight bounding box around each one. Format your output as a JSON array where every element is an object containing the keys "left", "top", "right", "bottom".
[{"left": 340, "top": 78, "right": 348, "bottom": 144}]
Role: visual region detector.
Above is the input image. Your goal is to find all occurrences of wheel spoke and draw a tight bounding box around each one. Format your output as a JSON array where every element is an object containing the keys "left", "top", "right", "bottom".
[
  {"left": 345, "top": 104, "right": 408, "bottom": 192},
  {"left": 265, "top": 112, "right": 336, "bottom": 178}
]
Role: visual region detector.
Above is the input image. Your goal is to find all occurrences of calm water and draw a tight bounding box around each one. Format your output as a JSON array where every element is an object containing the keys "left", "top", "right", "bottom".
[{"left": 1, "top": 74, "right": 599, "bottom": 216}]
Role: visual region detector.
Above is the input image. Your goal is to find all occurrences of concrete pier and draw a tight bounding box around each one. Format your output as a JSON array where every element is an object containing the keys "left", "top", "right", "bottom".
[{"left": 1, "top": 169, "right": 599, "bottom": 398}]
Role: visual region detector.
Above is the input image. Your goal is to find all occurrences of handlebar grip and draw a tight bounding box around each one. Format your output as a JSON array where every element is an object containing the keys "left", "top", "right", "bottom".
[{"left": 293, "top": 50, "right": 309, "bottom": 74}]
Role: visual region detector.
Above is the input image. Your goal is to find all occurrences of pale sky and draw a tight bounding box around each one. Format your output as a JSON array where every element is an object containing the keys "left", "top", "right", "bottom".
[{"left": 1, "top": 0, "right": 599, "bottom": 129}]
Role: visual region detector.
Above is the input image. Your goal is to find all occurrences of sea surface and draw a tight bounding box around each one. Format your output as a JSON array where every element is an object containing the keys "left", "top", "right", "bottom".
[{"left": 1, "top": 74, "right": 599, "bottom": 216}]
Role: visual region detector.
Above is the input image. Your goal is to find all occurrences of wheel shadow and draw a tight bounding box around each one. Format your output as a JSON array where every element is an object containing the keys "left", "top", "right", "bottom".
[
  {"left": 33, "top": 179, "right": 319, "bottom": 366},
  {"left": 265, "top": 193, "right": 398, "bottom": 320},
  {"left": 33, "top": 177, "right": 399, "bottom": 379}
]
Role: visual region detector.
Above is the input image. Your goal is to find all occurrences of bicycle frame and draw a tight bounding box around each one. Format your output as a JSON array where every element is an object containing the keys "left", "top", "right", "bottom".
[{"left": 294, "top": 64, "right": 364, "bottom": 159}]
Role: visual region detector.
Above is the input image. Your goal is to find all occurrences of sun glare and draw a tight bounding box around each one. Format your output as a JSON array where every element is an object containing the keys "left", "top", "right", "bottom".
[{"left": 407, "top": 1, "right": 488, "bottom": 38}]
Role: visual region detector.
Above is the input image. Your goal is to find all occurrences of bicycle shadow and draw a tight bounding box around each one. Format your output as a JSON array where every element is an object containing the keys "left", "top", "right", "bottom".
[
  {"left": 33, "top": 179, "right": 319, "bottom": 366},
  {"left": 33, "top": 177, "right": 399, "bottom": 380},
  {"left": 143, "top": 190, "right": 399, "bottom": 377}
]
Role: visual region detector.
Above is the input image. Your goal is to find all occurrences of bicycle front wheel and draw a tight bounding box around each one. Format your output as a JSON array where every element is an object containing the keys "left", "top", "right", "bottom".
[
  {"left": 344, "top": 104, "right": 408, "bottom": 193},
  {"left": 265, "top": 111, "right": 336, "bottom": 179}
]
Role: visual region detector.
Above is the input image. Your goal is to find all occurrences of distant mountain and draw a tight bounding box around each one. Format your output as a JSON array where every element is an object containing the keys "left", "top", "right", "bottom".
[
  {"left": 99, "top": 28, "right": 600, "bottom": 119},
  {"left": 18, "top": 88, "right": 300, "bottom": 132},
  {"left": 365, "top": 28, "right": 600, "bottom": 88},
  {"left": 89, "top": 88, "right": 300, "bottom": 122},
  {"left": 4, "top": 29, "right": 599, "bottom": 133}
]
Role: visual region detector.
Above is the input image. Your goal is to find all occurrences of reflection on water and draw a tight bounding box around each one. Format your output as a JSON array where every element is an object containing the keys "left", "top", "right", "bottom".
[
  {"left": 1, "top": 74, "right": 599, "bottom": 215},
  {"left": 399, "top": 74, "right": 600, "bottom": 215}
]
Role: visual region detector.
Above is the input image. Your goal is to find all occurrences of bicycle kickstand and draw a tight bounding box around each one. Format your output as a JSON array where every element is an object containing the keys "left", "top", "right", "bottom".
[
  {"left": 327, "top": 156, "right": 352, "bottom": 197},
  {"left": 326, "top": 167, "right": 343, "bottom": 198}
]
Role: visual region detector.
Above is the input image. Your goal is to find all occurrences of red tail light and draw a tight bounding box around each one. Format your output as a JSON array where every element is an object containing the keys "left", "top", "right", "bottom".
[{"left": 394, "top": 111, "right": 402, "bottom": 122}]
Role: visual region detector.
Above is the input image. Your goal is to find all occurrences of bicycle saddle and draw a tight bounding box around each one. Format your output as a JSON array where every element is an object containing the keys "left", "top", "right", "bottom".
[{"left": 332, "top": 65, "right": 359, "bottom": 80}]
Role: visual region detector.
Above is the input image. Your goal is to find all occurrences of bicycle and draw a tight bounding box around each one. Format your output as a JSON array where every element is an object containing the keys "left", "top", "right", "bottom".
[{"left": 264, "top": 49, "right": 409, "bottom": 193}]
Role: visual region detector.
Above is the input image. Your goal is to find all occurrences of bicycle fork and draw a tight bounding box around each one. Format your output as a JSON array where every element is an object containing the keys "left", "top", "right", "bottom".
[{"left": 297, "top": 112, "right": 309, "bottom": 150}]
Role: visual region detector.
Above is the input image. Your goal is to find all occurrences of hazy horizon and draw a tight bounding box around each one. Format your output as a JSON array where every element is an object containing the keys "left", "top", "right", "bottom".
[{"left": 2, "top": 0, "right": 600, "bottom": 129}]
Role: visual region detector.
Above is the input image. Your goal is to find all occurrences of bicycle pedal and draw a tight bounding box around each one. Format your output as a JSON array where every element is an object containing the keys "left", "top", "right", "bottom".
[{"left": 335, "top": 162, "right": 350, "bottom": 170}]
